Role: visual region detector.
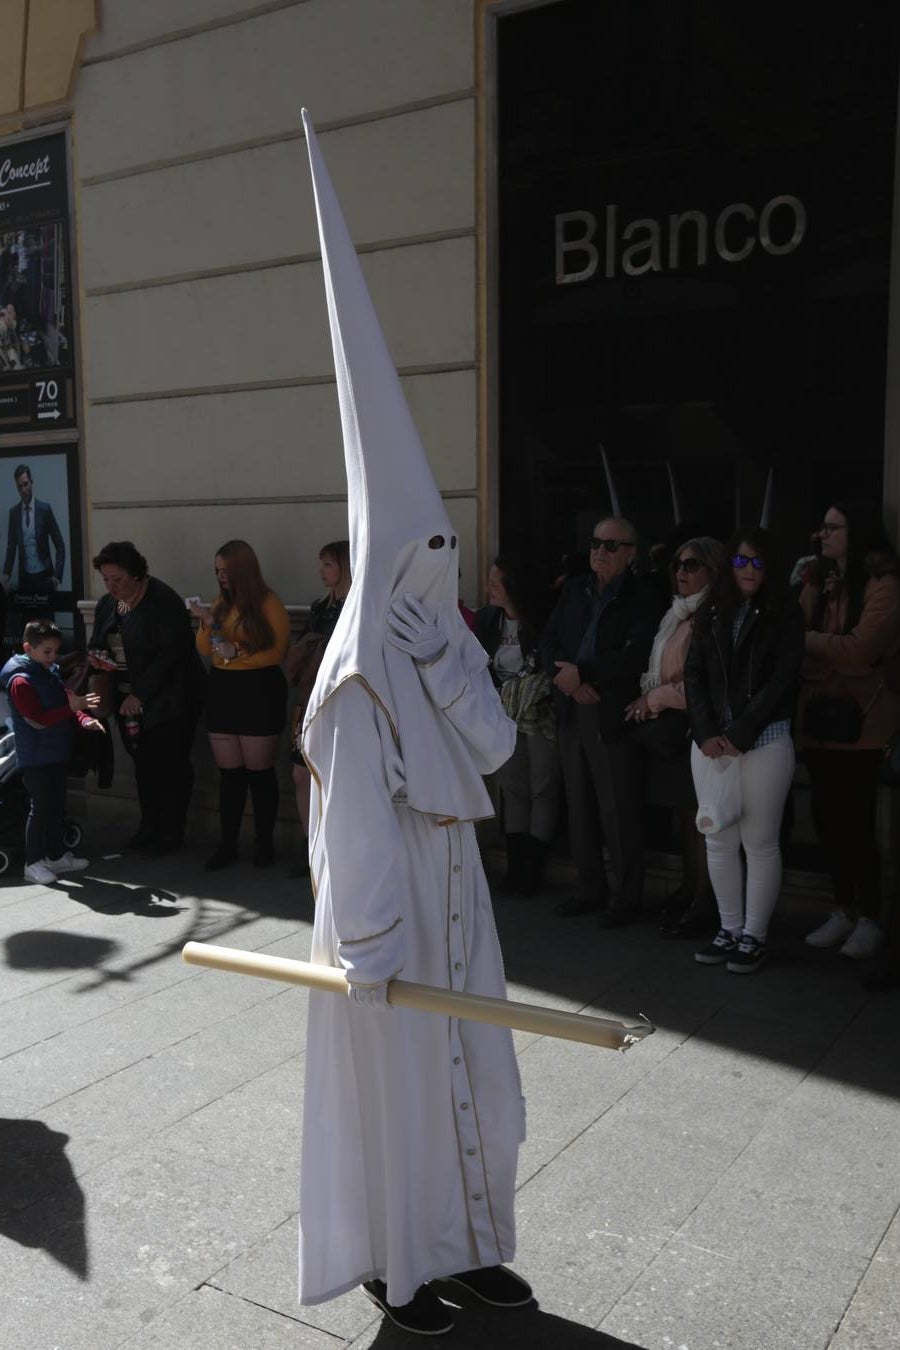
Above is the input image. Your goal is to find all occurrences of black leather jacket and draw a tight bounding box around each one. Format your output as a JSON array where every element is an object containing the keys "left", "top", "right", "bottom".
[
  {"left": 683, "top": 598, "right": 805, "bottom": 753},
  {"left": 92, "top": 577, "right": 206, "bottom": 731},
  {"left": 540, "top": 570, "right": 665, "bottom": 740}
]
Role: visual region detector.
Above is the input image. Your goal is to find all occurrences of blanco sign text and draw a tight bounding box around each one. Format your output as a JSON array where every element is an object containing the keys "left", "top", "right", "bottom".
[{"left": 555, "top": 195, "right": 807, "bottom": 284}]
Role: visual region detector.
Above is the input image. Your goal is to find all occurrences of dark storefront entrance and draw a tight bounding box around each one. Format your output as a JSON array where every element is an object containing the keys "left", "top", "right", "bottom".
[{"left": 496, "top": 1, "right": 900, "bottom": 577}]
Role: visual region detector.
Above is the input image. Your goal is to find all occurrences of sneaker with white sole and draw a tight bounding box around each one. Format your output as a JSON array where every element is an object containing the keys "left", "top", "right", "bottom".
[
  {"left": 46, "top": 851, "right": 89, "bottom": 874},
  {"left": 695, "top": 928, "right": 740, "bottom": 964},
  {"left": 24, "top": 860, "right": 57, "bottom": 884},
  {"left": 839, "top": 917, "right": 884, "bottom": 960},
  {"left": 805, "top": 911, "right": 855, "bottom": 949},
  {"left": 726, "top": 933, "right": 768, "bottom": 974}
]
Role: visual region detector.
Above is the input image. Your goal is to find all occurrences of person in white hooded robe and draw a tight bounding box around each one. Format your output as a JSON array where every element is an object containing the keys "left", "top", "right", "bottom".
[{"left": 297, "top": 113, "right": 531, "bottom": 1336}]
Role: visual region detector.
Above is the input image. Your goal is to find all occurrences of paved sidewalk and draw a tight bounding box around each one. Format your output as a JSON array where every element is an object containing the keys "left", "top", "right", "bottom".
[{"left": 1, "top": 833, "right": 899, "bottom": 1350}]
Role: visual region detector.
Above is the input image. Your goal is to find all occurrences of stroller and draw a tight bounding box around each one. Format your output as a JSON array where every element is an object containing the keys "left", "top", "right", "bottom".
[{"left": 0, "top": 693, "right": 83, "bottom": 875}]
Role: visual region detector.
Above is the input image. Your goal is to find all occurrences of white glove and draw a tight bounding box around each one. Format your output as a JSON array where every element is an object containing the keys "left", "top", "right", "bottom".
[
  {"left": 347, "top": 981, "right": 392, "bottom": 1010},
  {"left": 386, "top": 594, "right": 447, "bottom": 664}
]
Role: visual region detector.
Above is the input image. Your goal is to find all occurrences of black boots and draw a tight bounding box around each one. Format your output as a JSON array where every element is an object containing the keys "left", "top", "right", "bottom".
[
  {"left": 206, "top": 766, "right": 280, "bottom": 870},
  {"left": 205, "top": 766, "right": 247, "bottom": 870},
  {"left": 247, "top": 767, "right": 278, "bottom": 867}
]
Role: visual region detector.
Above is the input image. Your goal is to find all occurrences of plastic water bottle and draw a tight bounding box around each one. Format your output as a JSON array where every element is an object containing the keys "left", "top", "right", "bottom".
[{"left": 124, "top": 715, "right": 141, "bottom": 748}]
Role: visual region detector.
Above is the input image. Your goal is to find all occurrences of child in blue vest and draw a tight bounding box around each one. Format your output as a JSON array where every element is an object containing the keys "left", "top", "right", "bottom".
[{"left": 0, "top": 618, "right": 105, "bottom": 883}]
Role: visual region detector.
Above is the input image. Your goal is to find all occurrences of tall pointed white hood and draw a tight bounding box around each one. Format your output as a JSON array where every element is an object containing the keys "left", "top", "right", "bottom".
[{"left": 300, "top": 109, "right": 494, "bottom": 820}]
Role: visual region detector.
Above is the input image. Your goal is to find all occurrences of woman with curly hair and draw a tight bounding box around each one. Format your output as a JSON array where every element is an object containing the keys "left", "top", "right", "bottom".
[
  {"left": 192, "top": 540, "right": 290, "bottom": 870},
  {"left": 684, "top": 527, "right": 804, "bottom": 973}
]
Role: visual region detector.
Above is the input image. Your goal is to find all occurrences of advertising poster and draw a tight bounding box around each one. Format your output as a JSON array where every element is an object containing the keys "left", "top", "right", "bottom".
[
  {"left": 0, "top": 132, "right": 76, "bottom": 432},
  {"left": 0, "top": 445, "right": 82, "bottom": 649}
]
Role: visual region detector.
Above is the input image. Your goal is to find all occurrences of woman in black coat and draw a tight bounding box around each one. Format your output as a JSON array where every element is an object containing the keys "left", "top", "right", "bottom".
[
  {"left": 90, "top": 541, "right": 205, "bottom": 853},
  {"left": 684, "top": 527, "right": 804, "bottom": 974}
]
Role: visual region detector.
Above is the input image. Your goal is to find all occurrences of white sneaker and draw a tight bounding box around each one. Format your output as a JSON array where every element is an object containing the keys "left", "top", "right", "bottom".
[
  {"left": 24, "top": 860, "right": 58, "bottom": 884},
  {"left": 839, "top": 917, "right": 884, "bottom": 960},
  {"left": 805, "top": 911, "right": 855, "bottom": 948},
  {"left": 46, "top": 851, "right": 90, "bottom": 874}
]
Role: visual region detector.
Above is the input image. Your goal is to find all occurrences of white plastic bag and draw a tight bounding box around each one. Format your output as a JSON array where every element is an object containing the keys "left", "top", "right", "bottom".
[{"left": 691, "top": 743, "right": 742, "bottom": 835}]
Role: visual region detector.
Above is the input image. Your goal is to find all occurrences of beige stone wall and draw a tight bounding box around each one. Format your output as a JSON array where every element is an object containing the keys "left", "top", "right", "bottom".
[
  {"left": 0, "top": 0, "right": 98, "bottom": 124},
  {"left": 72, "top": 0, "right": 482, "bottom": 610}
]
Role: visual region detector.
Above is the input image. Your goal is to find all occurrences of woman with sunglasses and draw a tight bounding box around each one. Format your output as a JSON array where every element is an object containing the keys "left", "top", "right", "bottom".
[
  {"left": 798, "top": 501, "right": 900, "bottom": 959},
  {"left": 624, "top": 536, "right": 724, "bottom": 936},
  {"left": 683, "top": 528, "right": 804, "bottom": 972}
]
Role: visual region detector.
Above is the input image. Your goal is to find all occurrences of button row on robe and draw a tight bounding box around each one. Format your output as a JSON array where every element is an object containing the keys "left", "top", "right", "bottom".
[
  {"left": 449, "top": 1021, "right": 495, "bottom": 1260},
  {"left": 447, "top": 832, "right": 467, "bottom": 991}
]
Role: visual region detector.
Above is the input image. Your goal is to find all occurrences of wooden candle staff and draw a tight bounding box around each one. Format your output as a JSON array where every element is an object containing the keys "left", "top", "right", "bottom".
[{"left": 182, "top": 942, "right": 654, "bottom": 1052}]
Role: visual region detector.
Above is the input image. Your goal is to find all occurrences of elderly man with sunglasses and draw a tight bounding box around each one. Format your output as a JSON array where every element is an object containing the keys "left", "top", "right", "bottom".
[{"left": 541, "top": 518, "right": 666, "bottom": 924}]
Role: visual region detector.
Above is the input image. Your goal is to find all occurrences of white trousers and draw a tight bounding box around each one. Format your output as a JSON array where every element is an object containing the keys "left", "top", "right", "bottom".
[{"left": 692, "top": 736, "right": 795, "bottom": 941}]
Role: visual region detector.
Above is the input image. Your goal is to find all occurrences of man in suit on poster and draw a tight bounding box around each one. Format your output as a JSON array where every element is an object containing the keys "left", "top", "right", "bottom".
[{"left": 2, "top": 464, "right": 66, "bottom": 598}]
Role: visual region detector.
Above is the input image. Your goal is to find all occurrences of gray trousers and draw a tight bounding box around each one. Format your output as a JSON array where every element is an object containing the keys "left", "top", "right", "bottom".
[
  {"left": 497, "top": 728, "right": 560, "bottom": 842},
  {"left": 558, "top": 704, "right": 644, "bottom": 910}
]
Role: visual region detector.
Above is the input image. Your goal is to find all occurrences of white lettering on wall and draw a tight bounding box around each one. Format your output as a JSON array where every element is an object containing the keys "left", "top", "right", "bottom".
[
  {"left": 555, "top": 210, "right": 599, "bottom": 284},
  {"left": 0, "top": 154, "right": 52, "bottom": 193},
  {"left": 555, "top": 194, "right": 807, "bottom": 284}
]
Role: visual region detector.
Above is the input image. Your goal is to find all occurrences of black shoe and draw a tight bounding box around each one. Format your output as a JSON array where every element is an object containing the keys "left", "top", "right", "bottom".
[
  {"left": 597, "top": 906, "right": 639, "bottom": 930},
  {"left": 362, "top": 1279, "right": 453, "bottom": 1336},
  {"left": 556, "top": 894, "right": 603, "bottom": 917},
  {"left": 253, "top": 840, "right": 275, "bottom": 869},
  {"left": 204, "top": 845, "right": 238, "bottom": 872},
  {"left": 727, "top": 933, "right": 769, "bottom": 974},
  {"left": 439, "top": 1265, "right": 533, "bottom": 1307},
  {"left": 695, "top": 928, "right": 739, "bottom": 965}
]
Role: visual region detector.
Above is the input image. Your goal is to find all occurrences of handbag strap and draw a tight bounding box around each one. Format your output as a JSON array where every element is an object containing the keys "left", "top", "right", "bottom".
[{"left": 861, "top": 681, "right": 884, "bottom": 719}]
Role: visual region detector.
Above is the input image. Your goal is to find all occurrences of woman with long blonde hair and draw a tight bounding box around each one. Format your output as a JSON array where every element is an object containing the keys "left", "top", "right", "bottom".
[{"left": 192, "top": 540, "right": 290, "bottom": 870}]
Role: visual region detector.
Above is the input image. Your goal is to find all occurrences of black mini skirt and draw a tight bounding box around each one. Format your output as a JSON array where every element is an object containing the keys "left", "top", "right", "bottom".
[{"left": 205, "top": 664, "right": 287, "bottom": 737}]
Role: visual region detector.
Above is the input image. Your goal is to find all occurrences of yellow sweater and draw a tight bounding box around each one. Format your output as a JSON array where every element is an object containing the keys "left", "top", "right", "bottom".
[{"left": 196, "top": 592, "right": 291, "bottom": 670}]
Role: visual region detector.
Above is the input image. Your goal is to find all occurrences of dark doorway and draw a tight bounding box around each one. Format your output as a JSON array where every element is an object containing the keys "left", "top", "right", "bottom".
[{"left": 496, "top": 0, "right": 900, "bottom": 570}]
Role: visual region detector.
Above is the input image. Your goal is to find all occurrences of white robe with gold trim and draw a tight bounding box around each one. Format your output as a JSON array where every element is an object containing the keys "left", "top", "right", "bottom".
[{"left": 298, "top": 653, "right": 524, "bottom": 1309}]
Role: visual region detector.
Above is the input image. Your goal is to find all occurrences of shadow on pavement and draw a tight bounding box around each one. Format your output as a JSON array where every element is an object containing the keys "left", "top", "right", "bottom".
[
  {"left": 368, "top": 1299, "right": 646, "bottom": 1348},
  {"left": 5, "top": 929, "right": 120, "bottom": 970},
  {"left": 0, "top": 1118, "right": 87, "bottom": 1279},
  {"left": 60, "top": 851, "right": 314, "bottom": 994},
  {"left": 493, "top": 890, "right": 900, "bottom": 1101},
  {"left": 58, "top": 875, "right": 184, "bottom": 917}
]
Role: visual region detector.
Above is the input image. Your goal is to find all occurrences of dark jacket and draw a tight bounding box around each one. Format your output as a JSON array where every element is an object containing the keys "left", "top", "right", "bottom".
[
  {"left": 540, "top": 570, "right": 665, "bottom": 740},
  {"left": 4, "top": 498, "right": 65, "bottom": 584},
  {"left": 474, "top": 605, "right": 540, "bottom": 687},
  {"left": 683, "top": 598, "right": 805, "bottom": 753},
  {"left": 0, "top": 653, "right": 73, "bottom": 767},
  {"left": 91, "top": 577, "right": 205, "bottom": 731},
  {"left": 308, "top": 594, "right": 345, "bottom": 642}
]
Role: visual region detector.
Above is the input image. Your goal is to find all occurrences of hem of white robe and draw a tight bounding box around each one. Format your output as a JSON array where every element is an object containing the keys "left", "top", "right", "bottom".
[{"left": 299, "top": 1244, "right": 517, "bottom": 1309}]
